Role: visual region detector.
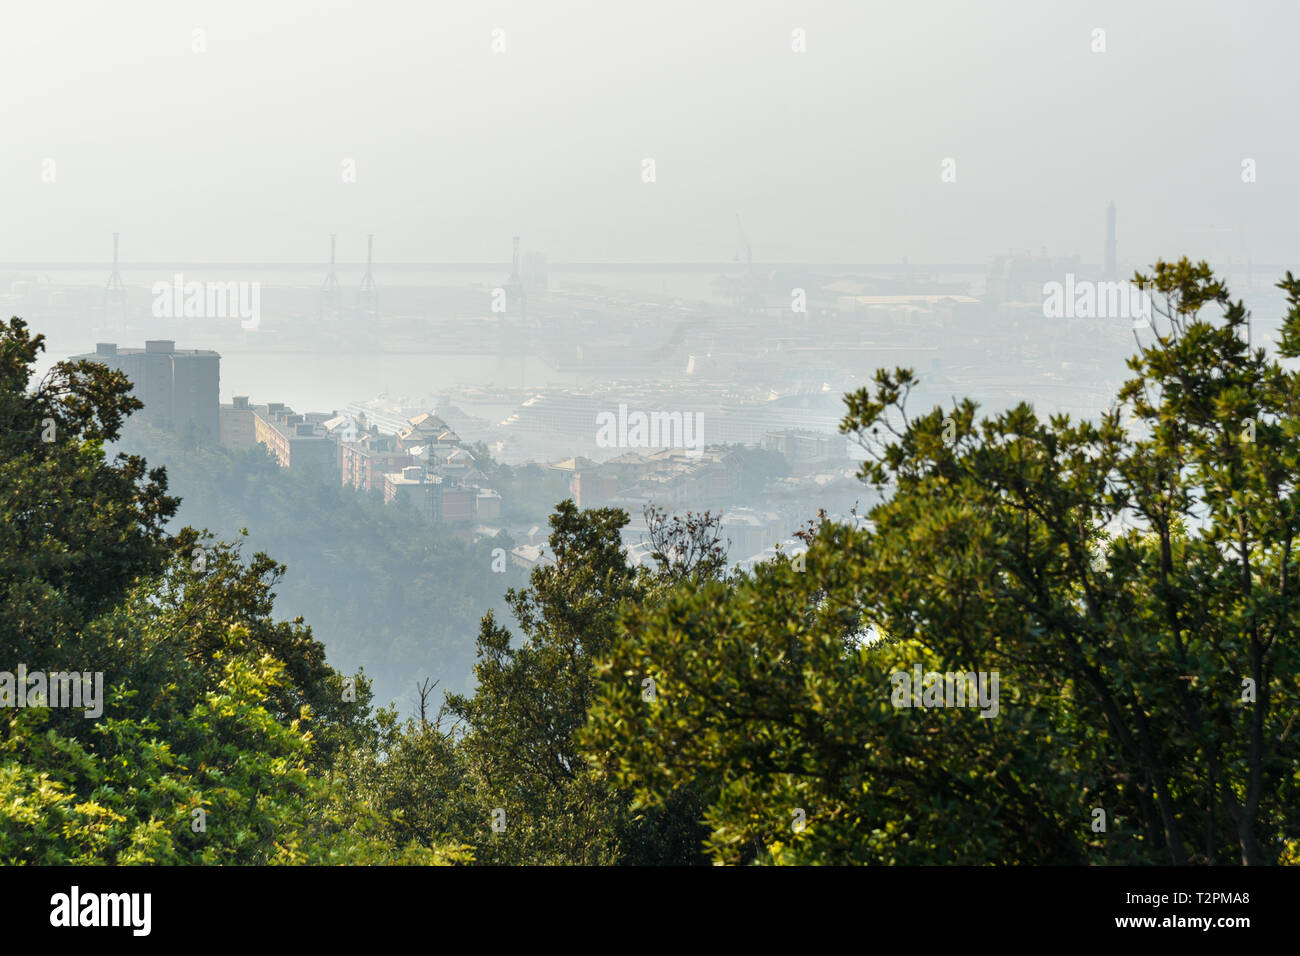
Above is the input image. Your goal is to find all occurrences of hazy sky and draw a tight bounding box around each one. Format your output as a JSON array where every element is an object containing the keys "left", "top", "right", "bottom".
[{"left": 1, "top": 0, "right": 1296, "bottom": 265}]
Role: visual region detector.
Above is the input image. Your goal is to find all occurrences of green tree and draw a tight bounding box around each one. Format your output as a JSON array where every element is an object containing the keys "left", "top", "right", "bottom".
[
  {"left": 90, "top": 531, "right": 379, "bottom": 770},
  {"left": 586, "top": 261, "right": 1300, "bottom": 865},
  {"left": 0, "top": 317, "right": 177, "bottom": 658},
  {"left": 445, "top": 501, "right": 642, "bottom": 864},
  {"left": 332, "top": 682, "right": 481, "bottom": 855},
  {"left": 444, "top": 500, "right": 720, "bottom": 864},
  {"left": 0, "top": 316, "right": 465, "bottom": 864},
  {"left": 0, "top": 649, "right": 468, "bottom": 865}
]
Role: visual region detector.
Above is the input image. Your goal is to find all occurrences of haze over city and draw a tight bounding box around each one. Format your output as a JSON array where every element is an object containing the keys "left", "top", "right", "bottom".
[
  {"left": 2, "top": 0, "right": 1296, "bottom": 265},
  {"left": 2, "top": 0, "right": 1296, "bottom": 901}
]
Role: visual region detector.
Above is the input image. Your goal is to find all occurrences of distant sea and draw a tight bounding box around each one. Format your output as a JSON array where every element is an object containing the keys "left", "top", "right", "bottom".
[
  {"left": 11, "top": 269, "right": 731, "bottom": 415},
  {"left": 12, "top": 264, "right": 1292, "bottom": 417},
  {"left": 224, "top": 351, "right": 578, "bottom": 414}
]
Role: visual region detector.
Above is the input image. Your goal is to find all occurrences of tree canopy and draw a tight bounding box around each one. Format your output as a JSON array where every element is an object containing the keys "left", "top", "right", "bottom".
[
  {"left": 584, "top": 261, "right": 1300, "bottom": 864},
  {"left": 3, "top": 258, "right": 1296, "bottom": 865}
]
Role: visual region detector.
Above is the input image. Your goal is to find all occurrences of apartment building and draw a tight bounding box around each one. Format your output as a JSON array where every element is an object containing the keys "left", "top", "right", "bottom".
[
  {"left": 342, "top": 432, "right": 414, "bottom": 494},
  {"left": 250, "top": 402, "right": 337, "bottom": 477},
  {"left": 74, "top": 341, "right": 219, "bottom": 439},
  {"left": 220, "top": 396, "right": 256, "bottom": 449},
  {"left": 382, "top": 467, "right": 481, "bottom": 526}
]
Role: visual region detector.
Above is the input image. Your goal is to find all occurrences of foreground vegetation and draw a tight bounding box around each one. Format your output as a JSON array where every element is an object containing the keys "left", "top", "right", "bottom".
[{"left": 1, "top": 259, "right": 1296, "bottom": 864}]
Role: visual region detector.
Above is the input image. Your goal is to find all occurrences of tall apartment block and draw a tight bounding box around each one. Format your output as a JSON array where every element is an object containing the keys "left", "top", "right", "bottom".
[{"left": 73, "top": 341, "right": 220, "bottom": 439}]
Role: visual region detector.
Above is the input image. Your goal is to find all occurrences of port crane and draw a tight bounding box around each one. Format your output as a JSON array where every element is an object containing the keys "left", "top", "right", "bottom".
[
  {"left": 320, "top": 234, "right": 341, "bottom": 320},
  {"left": 104, "top": 232, "right": 127, "bottom": 326},
  {"left": 729, "top": 214, "right": 765, "bottom": 313},
  {"left": 358, "top": 234, "right": 378, "bottom": 317}
]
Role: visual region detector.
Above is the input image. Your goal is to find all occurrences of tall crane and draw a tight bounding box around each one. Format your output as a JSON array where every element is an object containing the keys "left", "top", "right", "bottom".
[
  {"left": 733, "top": 214, "right": 763, "bottom": 313},
  {"left": 104, "top": 232, "right": 127, "bottom": 325},
  {"left": 320, "top": 234, "right": 341, "bottom": 319},
  {"left": 359, "top": 234, "right": 378, "bottom": 317}
]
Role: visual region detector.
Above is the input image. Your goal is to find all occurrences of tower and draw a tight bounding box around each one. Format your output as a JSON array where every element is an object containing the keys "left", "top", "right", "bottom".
[
  {"left": 359, "top": 234, "right": 378, "bottom": 317},
  {"left": 321, "top": 234, "right": 341, "bottom": 319},
  {"left": 1104, "top": 201, "right": 1117, "bottom": 278}
]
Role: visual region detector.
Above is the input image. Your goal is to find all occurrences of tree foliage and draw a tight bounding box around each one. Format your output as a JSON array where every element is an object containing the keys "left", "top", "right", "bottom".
[
  {"left": 0, "top": 317, "right": 463, "bottom": 865},
  {"left": 6, "top": 259, "right": 1297, "bottom": 866},
  {"left": 585, "top": 262, "right": 1300, "bottom": 865}
]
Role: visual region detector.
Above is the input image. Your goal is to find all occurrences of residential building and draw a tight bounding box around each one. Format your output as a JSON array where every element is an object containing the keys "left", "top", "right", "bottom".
[
  {"left": 439, "top": 482, "right": 475, "bottom": 524},
  {"left": 251, "top": 403, "right": 337, "bottom": 477},
  {"left": 220, "top": 396, "right": 256, "bottom": 449},
  {"left": 762, "top": 428, "right": 846, "bottom": 463},
  {"left": 384, "top": 465, "right": 437, "bottom": 522},
  {"left": 342, "top": 431, "right": 414, "bottom": 494},
  {"left": 720, "top": 508, "right": 787, "bottom": 562},
  {"left": 475, "top": 489, "right": 502, "bottom": 521},
  {"left": 380, "top": 467, "right": 484, "bottom": 527},
  {"left": 74, "top": 341, "right": 219, "bottom": 439},
  {"left": 395, "top": 412, "right": 464, "bottom": 454},
  {"left": 570, "top": 470, "right": 617, "bottom": 508},
  {"left": 510, "top": 543, "right": 552, "bottom": 570}
]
